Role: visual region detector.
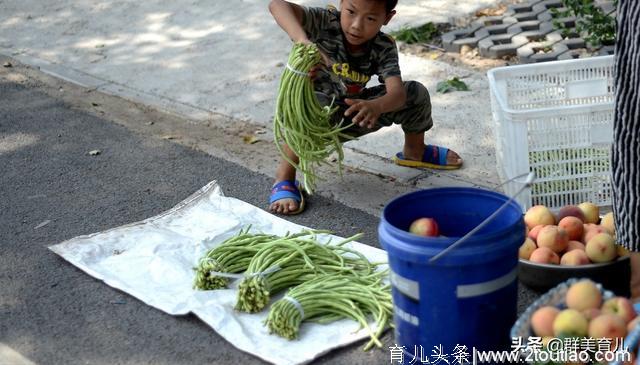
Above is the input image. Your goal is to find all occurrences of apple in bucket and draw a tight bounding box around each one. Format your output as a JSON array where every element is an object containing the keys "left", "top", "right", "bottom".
[{"left": 409, "top": 217, "right": 439, "bottom": 237}]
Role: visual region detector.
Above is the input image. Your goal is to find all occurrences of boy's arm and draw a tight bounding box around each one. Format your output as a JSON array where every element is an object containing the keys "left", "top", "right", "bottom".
[
  {"left": 344, "top": 76, "right": 406, "bottom": 128},
  {"left": 268, "top": 0, "right": 310, "bottom": 44}
]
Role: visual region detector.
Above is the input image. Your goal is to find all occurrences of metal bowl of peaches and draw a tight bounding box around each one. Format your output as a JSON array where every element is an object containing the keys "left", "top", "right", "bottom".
[{"left": 517, "top": 203, "right": 631, "bottom": 297}]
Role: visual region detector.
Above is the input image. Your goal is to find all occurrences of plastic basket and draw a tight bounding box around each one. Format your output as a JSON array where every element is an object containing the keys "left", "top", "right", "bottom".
[
  {"left": 511, "top": 278, "right": 640, "bottom": 365},
  {"left": 487, "top": 55, "right": 614, "bottom": 212}
]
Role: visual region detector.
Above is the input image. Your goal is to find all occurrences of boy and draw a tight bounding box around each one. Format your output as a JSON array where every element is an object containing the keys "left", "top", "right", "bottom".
[{"left": 268, "top": 0, "right": 463, "bottom": 215}]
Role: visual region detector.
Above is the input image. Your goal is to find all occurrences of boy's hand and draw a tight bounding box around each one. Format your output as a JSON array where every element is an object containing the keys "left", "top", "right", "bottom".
[
  {"left": 307, "top": 47, "right": 332, "bottom": 80},
  {"left": 344, "top": 99, "right": 382, "bottom": 129}
]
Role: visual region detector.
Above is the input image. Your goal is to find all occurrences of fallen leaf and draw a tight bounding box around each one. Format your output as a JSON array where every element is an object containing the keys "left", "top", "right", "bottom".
[
  {"left": 430, "top": 53, "right": 439, "bottom": 60},
  {"left": 34, "top": 220, "right": 51, "bottom": 229},
  {"left": 475, "top": 4, "right": 507, "bottom": 17},
  {"left": 436, "top": 77, "right": 470, "bottom": 94},
  {"left": 243, "top": 135, "right": 259, "bottom": 144},
  {"left": 88, "top": 149, "right": 101, "bottom": 155},
  {"left": 3, "top": 61, "right": 12, "bottom": 68}
]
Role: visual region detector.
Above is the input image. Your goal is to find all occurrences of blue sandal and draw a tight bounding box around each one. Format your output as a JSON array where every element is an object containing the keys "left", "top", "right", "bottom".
[
  {"left": 269, "top": 180, "right": 305, "bottom": 215},
  {"left": 393, "top": 144, "right": 462, "bottom": 170}
]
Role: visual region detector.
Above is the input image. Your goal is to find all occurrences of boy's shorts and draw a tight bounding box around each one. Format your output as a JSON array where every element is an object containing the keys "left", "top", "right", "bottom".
[{"left": 316, "top": 80, "right": 433, "bottom": 139}]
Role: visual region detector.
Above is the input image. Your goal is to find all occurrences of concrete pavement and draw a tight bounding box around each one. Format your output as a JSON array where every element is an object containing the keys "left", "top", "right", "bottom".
[{"left": 0, "top": 0, "right": 513, "bottom": 212}]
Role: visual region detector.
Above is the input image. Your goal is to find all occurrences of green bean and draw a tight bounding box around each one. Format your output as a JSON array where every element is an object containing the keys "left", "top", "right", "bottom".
[{"left": 273, "top": 42, "right": 353, "bottom": 194}]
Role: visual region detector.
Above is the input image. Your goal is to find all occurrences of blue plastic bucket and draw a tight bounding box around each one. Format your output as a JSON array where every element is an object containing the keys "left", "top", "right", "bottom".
[{"left": 379, "top": 187, "right": 525, "bottom": 355}]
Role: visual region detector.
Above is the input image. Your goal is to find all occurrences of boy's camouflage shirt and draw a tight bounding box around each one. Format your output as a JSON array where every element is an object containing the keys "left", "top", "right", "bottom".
[{"left": 301, "top": 5, "right": 401, "bottom": 98}]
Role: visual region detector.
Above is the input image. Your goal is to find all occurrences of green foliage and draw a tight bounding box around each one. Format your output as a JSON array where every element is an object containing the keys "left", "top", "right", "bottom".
[
  {"left": 436, "top": 77, "right": 469, "bottom": 93},
  {"left": 391, "top": 22, "right": 440, "bottom": 44},
  {"left": 551, "top": 0, "right": 617, "bottom": 47}
]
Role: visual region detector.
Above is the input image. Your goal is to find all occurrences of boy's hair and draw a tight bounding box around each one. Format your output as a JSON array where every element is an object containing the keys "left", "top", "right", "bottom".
[{"left": 382, "top": 0, "right": 398, "bottom": 13}]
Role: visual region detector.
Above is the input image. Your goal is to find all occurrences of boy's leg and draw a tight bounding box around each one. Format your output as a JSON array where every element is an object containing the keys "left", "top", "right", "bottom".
[
  {"left": 402, "top": 131, "right": 462, "bottom": 167},
  {"left": 363, "top": 81, "right": 462, "bottom": 167},
  {"left": 270, "top": 143, "right": 301, "bottom": 214}
]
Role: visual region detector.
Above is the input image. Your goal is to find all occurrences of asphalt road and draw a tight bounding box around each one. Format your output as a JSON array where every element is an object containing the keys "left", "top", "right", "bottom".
[{"left": 0, "top": 75, "right": 539, "bottom": 364}]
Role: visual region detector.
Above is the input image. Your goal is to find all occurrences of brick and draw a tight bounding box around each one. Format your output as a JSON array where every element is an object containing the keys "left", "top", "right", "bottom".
[
  {"left": 472, "top": 16, "right": 518, "bottom": 28},
  {"left": 594, "top": 45, "right": 615, "bottom": 56},
  {"left": 532, "top": 0, "right": 565, "bottom": 14},
  {"left": 537, "top": 9, "right": 577, "bottom": 30},
  {"left": 560, "top": 35, "right": 587, "bottom": 50},
  {"left": 478, "top": 32, "right": 528, "bottom": 58},
  {"left": 507, "top": 20, "right": 543, "bottom": 33},
  {"left": 517, "top": 31, "right": 567, "bottom": 63},
  {"left": 596, "top": 1, "right": 617, "bottom": 15},
  {"left": 441, "top": 24, "right": 484, "bottom": 52},
  {"left": 511, "top": 22, "right": 556, "bottom": 44},
  {"left": 557, "top": 49, "right": 593, "bottom": 60}
]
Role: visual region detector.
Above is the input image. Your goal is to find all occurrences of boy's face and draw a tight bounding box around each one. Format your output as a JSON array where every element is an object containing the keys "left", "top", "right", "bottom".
[{"left": 339, "top": 0, "right": 395, "bottom": 47}]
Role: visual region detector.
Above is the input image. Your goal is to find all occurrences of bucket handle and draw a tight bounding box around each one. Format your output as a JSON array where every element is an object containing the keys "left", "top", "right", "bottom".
[{"left": 429, "top": 172, "right": 536, "bottom": 264}]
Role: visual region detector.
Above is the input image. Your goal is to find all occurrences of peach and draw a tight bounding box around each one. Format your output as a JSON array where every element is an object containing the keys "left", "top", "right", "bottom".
[
  {"left": 530, "top": 306, "right": 560, "bottom": 337},
  {"left": 560, "top": 249, "right": 590, "bottom": 266},
  {"left": 585, "top": 233, "right": 617, "bottom": 263},
  {"left": 557, "top": 205, "right": 586, "bottom": 222},
  {"left": 558, "top": 216, "right": 584, "bottom": 241},
  {"left": 602, "top": 297, "right": 637, "bottom": 323},
  {"left": 409, "top": 217, "right": 439, "bottom": 237},
  {"left": 588, "top": 313, "right": 627, "bottom": 339},
  {"left": 524, "top": 205, "right": 556, "bottom": 230},
  {"left": 528, "top": 225, "right": 546, "bottom": 242},
  {"left": 519, "top": 238, "right": 537, "bottom": 260},
  {"left": 600, "top": 212, "right": 615, "bottom": 235},
  {"left": 583, "top": 307, "right": 602, "bottom": 321},
  {"left": 567, "top": 240, "right": 586, "bottom": 252},
  {"left": 578, "top": 202, "right": 600, "bottom": 224},
  {"left": 583, "top": 224, "right": 608, "bottom": 244},
  {"left": 566, "top": 280, "right": 602, "bottom": 311},
  {"left": 537, "top": 225, "right": 569, "bottom": 253},
  {"left": 529, "top": 247, "right": 560, "bottom": 264},
  {"left": 553, "top": 309, "right": 588, "bottom": 337}
]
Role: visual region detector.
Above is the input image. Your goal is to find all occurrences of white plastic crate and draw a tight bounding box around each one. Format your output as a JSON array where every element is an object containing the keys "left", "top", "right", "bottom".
[{"left": 487, "top": 55, "right": 615, "bottom": 212}]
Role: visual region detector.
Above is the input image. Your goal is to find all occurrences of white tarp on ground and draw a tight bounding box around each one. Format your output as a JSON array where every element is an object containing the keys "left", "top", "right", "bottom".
[{"left": 49, "top": 180, "right": 388, "bottom": 365}]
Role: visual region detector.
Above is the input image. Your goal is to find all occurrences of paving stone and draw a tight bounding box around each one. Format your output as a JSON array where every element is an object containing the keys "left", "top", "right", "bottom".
[
  {"left": 511, "top": 22, "right": 556, "bottom": 44},
  {"left": 560, "top": 34, "right": 587, "bottom": 50},
  {"left": 474, "top": 20, "right": 521, "bottom": 44},
  {"left": 504, "top": 0, "right": 546, "bottom": 21},
  {"left": 478, "top": 31, "right": 527, "bottom": 58},
  {"left": 557, "top": 48, "right": 590, "bottom": 60},
  {"left": 507, "top": 20, "right": 543, "bottom": 33},
  {"left": 594, "top": 45, "right": 615, "bottom": 56},
  {"left": 441, "top": 23, "right": 484, "bottom": 52},
  {"left": 517, "top": 31, "right": 566, "bottom": 62},
  {"left": 596, "top": 1, "right": 617, "bottom": 15},
  {"left": 472, "top": 15, "right": 518, "bottom": 28},
  {"left": 440, "top": 0, "right": 614, "bottom": 61},
  {"left": 532, "top": 0, "right": 565, "bottom": 13},
  {"left": 537, "top": 9, "right": 577, "bottom": 29}
]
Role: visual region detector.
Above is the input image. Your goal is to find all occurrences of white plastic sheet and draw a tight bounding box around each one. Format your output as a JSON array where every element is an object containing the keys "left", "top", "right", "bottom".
[{"left": 49, "top": 181, "right": 388, "bottom": 365}]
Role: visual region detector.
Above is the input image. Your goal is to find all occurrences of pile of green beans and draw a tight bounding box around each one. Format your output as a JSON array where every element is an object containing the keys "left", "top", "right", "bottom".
[
  {"left": 193, "top": 227, "right": 331, "bottom": 290},
  {"left": 265, "top": 272, "right": 393, "bottom": 351},
  {"left": 273, "top": 42, "right": 352, "bottom": 194},
  {"left": 234, "top": 232, "right": 374, "bottom": 313}
]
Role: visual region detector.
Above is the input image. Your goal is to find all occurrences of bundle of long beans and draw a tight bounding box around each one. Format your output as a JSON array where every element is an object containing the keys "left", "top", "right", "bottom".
[
  {"left": 193, "top": 227, "right": 331, "bottom": 290},
  {"left": 273, "top": 42, "right": 353, "bottom": 194},
  {"left": 235, "top": 232, "right": 374, "bottom": 313},
  {"left": 265, "top": 272, "right": 393, "bottom": 351}
]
